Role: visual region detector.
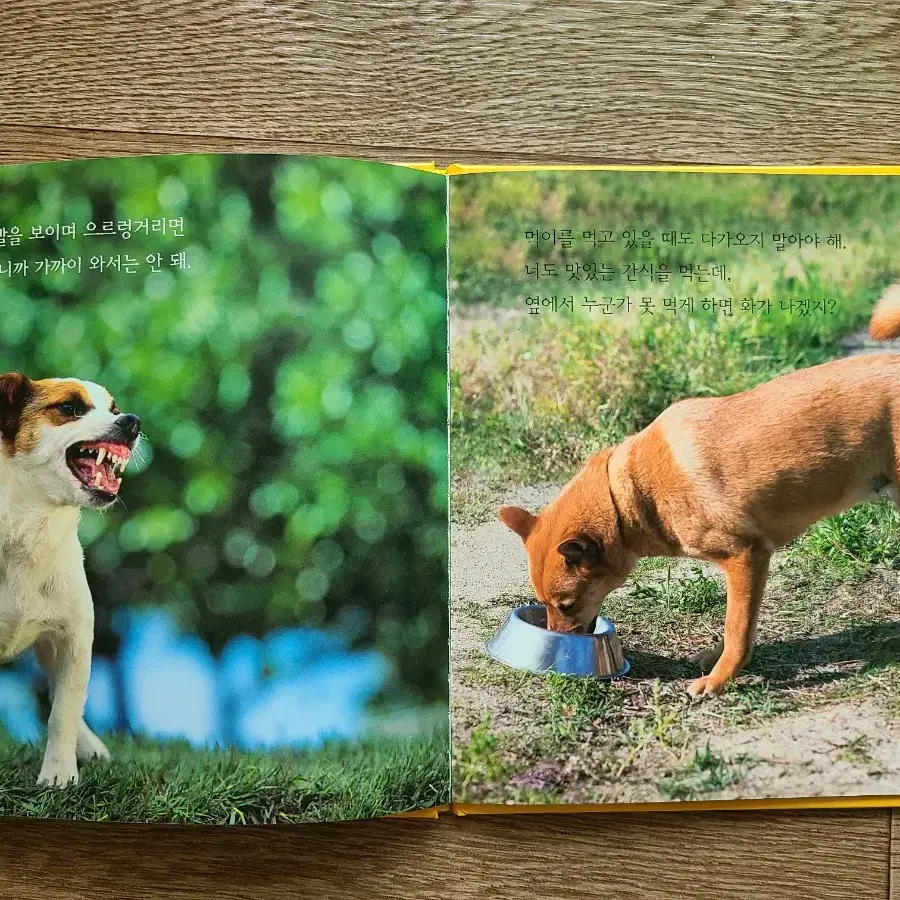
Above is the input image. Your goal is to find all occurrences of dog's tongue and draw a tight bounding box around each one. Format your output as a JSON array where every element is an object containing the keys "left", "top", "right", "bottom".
[{"left": 72, "top": 455, "right": 121, "bottom": 494}]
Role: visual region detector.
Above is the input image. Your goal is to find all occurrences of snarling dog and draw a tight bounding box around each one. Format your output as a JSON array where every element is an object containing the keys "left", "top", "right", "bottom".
[
  {"left": 499, "top": 286, "right": 900, "bottom": 699},
  {"left": 0, "top": 373, "right": 140, "bottom": 785}
]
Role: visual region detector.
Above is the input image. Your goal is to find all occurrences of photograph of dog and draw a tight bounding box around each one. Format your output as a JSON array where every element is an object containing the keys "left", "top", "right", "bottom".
[
  {"left": 499, "top": 287, "right": 900, "bottom": 700},
  {"left": 450, "top": 169, "right": 900, "bottom": 806},
  {"left": 0, "top": 374, "right": 139, "bottom": 785},
  {"left": 0, "top": 153, "right": 449, "bottom": 824}
]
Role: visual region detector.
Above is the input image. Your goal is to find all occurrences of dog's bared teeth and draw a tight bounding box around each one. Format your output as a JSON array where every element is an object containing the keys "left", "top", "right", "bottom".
[
  {"left": 92, "top": 472, "right": 103, "bottom": 488},
  {"left": 96, "top": 448, "right": 107, "bottom": 465}
]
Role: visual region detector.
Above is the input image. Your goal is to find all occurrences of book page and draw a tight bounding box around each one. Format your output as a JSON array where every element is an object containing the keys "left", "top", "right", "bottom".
[
  {"left": 449, "top": 167, "right": 900, "bottom": 809},
  {"left": 0, "top": 153, "right": 449, "bottom": 824}
]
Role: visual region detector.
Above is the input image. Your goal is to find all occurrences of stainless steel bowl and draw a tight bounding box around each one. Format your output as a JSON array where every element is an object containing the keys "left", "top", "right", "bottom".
[{"left": 485, "top": 604, "right": 630, "bottom": 679}]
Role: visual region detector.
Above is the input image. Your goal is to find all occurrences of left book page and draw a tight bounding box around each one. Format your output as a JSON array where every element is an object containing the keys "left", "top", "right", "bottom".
[{"left": 0, "top": 153, "right": 450, "bottom": 824}]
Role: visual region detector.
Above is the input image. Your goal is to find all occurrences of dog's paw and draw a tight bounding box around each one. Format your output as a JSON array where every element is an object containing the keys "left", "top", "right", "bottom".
[
  {"left": 687, "top": 675, "right": 728, "bottom": 699},
  {"left": 37, "top": 755, "right": 79, "bottom": 788}
]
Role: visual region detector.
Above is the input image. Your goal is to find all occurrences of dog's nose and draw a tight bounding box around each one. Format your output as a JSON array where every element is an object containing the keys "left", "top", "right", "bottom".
[{"left": 118, "top": 413, "right": 141, "bottom": 441}]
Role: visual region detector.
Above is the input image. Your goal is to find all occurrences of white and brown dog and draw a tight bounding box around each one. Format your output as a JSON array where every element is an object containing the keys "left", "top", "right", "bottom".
[{"left": 0, "top": 373, "right": 139, "bottom": 786}]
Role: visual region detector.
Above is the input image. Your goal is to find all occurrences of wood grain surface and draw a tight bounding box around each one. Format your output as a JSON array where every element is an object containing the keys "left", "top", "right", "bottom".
[
  {"left": 0, "top": 810, "right": 892, "bottom": 900},
  {"left": 1, "top": 1, "right": 899, "bottom": 166},
  {"left": 2, "top": 1, "right": 900, "bottom": 897}
]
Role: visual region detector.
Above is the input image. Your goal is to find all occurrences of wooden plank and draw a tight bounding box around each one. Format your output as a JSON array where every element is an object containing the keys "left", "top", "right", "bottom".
[
  {"left": 0, "top": 2, "right": 898, "bottom": 164},
  {"left": 889, "top": 808, "right": 899, "bottom": 900},
  {"left": 0, "top": 123, "right": 600, "bottom": 167},
  {"left": 445, "top": 811, "right": 892, "bottom": 900},
  {"left": 0, "top": 810, "right": 890, "bottom": 900},
  {"left": 0, "top": 124, "right": 450, "bottom": 166}
]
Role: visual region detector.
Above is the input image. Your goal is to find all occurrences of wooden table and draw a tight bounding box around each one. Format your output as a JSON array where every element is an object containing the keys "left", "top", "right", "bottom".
[{"left": 1, "top": 2, "right": 899, "bottom": 897}]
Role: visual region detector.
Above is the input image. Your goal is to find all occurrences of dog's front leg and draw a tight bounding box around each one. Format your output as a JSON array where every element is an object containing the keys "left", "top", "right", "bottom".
[
  {"left": 34, "top": 635, "right": 110, "bottom": 763},
  {"left": 688, "top": 546, "right": 771, "bottom": 698},
  {"left": 37, "top": 632, "right": 91, "bottom": 787}
]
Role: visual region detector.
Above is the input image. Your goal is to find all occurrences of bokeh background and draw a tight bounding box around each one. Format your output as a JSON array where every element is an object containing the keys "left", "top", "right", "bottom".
[{"left": 0, "top": 154, "right": 448, "bottom": 751}]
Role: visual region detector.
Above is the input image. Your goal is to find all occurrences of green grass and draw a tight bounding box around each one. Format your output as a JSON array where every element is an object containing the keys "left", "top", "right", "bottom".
[
  {"left": 450, "top": 172, "right": 900, "bottom": 493},
  {"left": 718, "top": 682, "right": 790, "bottom": 727},
  {"left": 631, "top": 565, "right": 725, "bottom": 616},
  {"left": 451, "top": 171, "right": 900, "bottom": 313},
  {"left": 540, "top": 674, "right": 623, "bottom": 749},
  {"left": 451, "top": 301, "right": 872, "bottom": 490},
  {"left": 454, "top": 718, "right": 512, "bottom": 791},
  {"left": 836, "top": 734, "right": 874, "bottom": 766},
  {"left": 0, "top": 728, "right": 450, "bottom": 824},
  {"left": 791, "top": 501, "right": 900, "bottom": 579},
  {"left": 657, "top": 744, "right": 750, "bottom": 801}
]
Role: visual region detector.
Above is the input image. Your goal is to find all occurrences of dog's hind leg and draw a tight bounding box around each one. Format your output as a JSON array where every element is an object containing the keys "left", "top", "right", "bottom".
[
  {"left": 75, "top": 720, "right": 111, "bottom": 762},
  {"left": 689, "top": 639, "right": 724, "bottom": 674},
  {"left": 34, "top": 635, "right": 110, "bottom": 764}
]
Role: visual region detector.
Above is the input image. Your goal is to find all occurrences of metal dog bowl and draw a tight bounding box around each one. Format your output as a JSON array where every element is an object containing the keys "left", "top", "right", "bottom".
[{"left": 485, "top": 604, "right": 630, "bottom": 679}]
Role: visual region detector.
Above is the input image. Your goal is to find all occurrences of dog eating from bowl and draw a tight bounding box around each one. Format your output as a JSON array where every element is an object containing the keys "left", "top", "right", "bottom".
[{"left": 0, "top": 373, "right": 140, "bottom": 786}]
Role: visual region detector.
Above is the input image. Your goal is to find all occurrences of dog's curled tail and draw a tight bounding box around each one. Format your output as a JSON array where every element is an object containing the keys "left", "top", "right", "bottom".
[{"left": 869, "top": 283, "right": 900, "bottom": 341}]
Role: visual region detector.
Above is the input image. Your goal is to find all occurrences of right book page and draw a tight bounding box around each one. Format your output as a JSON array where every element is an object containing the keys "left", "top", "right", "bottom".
[{"left": 449, "top": 166, "right": 900, "bottom": 811}]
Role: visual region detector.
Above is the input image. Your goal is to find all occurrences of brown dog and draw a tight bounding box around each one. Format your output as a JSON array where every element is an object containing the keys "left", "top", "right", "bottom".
[{"left": 499, "top": 286, "right": 900, "bottom": 698}]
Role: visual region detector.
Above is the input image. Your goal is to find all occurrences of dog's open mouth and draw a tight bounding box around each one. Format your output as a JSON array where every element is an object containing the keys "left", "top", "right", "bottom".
[{"left": 66, "top": 441, "right": 132, "bottom": 499}]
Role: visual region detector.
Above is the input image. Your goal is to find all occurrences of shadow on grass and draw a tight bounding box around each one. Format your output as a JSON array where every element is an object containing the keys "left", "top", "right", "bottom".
[
  {"left": 625, "top": 649, "right": 697, "bottom": 681},
  {"left": 627, "top": 620, "right": 900, "bottom": 688}
]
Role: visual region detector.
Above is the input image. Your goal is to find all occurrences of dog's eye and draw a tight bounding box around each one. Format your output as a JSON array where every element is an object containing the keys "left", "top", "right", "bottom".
[
  {"left": 110, "top": 402, "right": 120, "bottom": 415},
  {"left": 57, "top": 400, "right": 88, "bottom": 418}
]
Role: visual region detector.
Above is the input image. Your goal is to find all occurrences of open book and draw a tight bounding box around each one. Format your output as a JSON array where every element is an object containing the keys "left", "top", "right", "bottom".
[{"left": 1, "top": 153, "right": 899, "bottom": 823}]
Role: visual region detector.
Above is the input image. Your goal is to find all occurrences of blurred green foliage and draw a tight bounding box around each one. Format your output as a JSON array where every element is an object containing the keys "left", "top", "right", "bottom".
[{"left": 0, "top": 154, "right": 448, "bottom": 706}]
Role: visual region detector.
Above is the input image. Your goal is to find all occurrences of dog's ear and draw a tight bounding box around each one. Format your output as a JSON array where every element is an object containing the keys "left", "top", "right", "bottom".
[
  {"left": 0, "top": 372, "right": 33, "bottom": 442},
  {"left": 557, "top": 534, "right": 603, "bottom": 570},
  {"left": 499, "top": 506, "right": 535, "bottom": 539}
]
